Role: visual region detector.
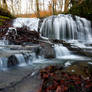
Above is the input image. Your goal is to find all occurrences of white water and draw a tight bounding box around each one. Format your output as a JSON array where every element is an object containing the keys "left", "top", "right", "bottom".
[
  {"left": 0, "top": 15, "right": 92, "bottom": 70},
  {"left": 40, "top": 14, "right": 92, "bottom": 60},
  {"left": 40, "top": 14, "right": 92, "bottom": 43},
  {"left": 0, "top": 57, "right": 7, "bottom": 70},
  {"left": 15, "top": 54, "right": 27, "bottom": 67},
  {"left": 13, "top": 18, "right": 39, "bottom": 31},
  {"left": 54, "top": 44, "right": 70, "bottom": 58},
  {"left": 54, "top": 44, "right": 90, "bottom": 60}
]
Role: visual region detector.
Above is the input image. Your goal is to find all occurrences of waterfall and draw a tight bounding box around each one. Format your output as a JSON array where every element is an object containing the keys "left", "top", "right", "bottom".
[
  {"left": 0, "top": 15, "right": 92, "bottom": 70},
  {"left": 40, "top": 14, "right": 92, "bottom": 59},
  {"left": 0, "top": 40, "right": 8, "bottom": 49},
  {"left": 40, "top": 14, "right": 92, "bottom": 43},
  {"left": 15, "top": 54, "right": 26, "bottom": 66},
  {"left": 54, "top": 44, "right": 70, "bottom": 58},
  {"left": 13, "top": 18, "right": 39, "bottom": 31}
]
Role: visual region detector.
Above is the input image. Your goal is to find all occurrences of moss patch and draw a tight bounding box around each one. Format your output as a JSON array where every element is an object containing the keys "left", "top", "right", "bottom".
[
  {"left": 0, "top": 7, "right": 14, "bottom": 26},
  {"left": 0, "top": 15, "right": 10, "bottom": 26},
  {"left": 0, "top": 15, "right": 10, "bottom": 19},
  {"left": 0, "top": 22, "right": 3, "bottom": 26},
  {"left": 0, "top": 7, "right": 14, "bottom": 18}
]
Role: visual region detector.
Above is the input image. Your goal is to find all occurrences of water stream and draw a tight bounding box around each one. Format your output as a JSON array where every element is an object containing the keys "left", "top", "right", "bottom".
[
  {"left": 0, "top": 14, "right": 92, "bottom": 70},
  {"left": 54, "top": 44, "right": 70, "bottom": 58},
  {"left": 0, "top": 15, "right": 92, "bottom": 92},
  {"left": 40, "top": 14, "right": 92, "bottom": 43}
]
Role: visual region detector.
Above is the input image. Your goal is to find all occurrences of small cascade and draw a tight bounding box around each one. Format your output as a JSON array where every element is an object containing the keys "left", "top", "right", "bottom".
[
  {"left": 0, "top": 40, "right": 8, "bottom": 49},
  {"left": 0, "top": 57, "right": 7, "bottom": 70},
  {"left": 0, "top": 15, "right": 92, "bottom": 70},
  {"left": 14, "top": 54, "right": 26, "bottom": 66},
  {"left": 7, "top": 52, "right": 45, "bottom": 67},
  {"left": 54, "top": 44, "right": 91, "bottom": 60},
  {"left": 23, "top": 52, "right": 36, "bottom": 64},
  {"left": 40, "top": 14, "right": 92, "bottom": 43},
  {"left": 54, "top": 44, "right": 70, "bottom": 58}
]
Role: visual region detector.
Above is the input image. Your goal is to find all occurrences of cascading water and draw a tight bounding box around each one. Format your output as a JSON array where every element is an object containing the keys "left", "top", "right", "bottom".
[
  {"left": 0, "top": 14, "right": 92, "bottom": 70},
  {"left": 0, "top": 40, "right": 9, "bottom": 70},
  {"left": 0, "top": 57, "right": 7, "bottom": 70},
  {"left": 40, "top": 14, "right": 92, "bottom": 59},
  {"left": 54, "top": 44, "right": 70, "bottom": 58},
  {"left": 15, "top": 54, "right": 26, "bottom": 66},
  {"left": 40, "top": 14, "right": 92, "bottom": 43}
]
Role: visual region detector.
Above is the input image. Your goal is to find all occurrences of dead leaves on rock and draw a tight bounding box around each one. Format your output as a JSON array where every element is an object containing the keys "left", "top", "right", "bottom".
[
  {"left": 0, "top": 26, "right": 40, "bottom": 44},
  {"left": 38, "top": 66, "right": 92, "bottom": 92}
]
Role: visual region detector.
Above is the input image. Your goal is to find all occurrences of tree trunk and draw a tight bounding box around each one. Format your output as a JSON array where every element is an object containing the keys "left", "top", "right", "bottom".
[
  {"left": 58, "top": 0, "right": 63, "bottom": 12},
  {"left": 2, "top": 0, "right": 8, "bottom": 10},
  {"left": 64, "top": 0, "right": 69, "bottom": 12},
  {"left": 36, "top": 0, "right": 40, "bottom": 18},
  {"left": 0, "top": 0, "right": 1, "bottom": 7}
]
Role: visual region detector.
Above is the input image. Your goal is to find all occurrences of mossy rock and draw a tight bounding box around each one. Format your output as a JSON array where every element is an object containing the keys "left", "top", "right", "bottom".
[
  {"left": 0, "top": 15, "right": 10, "bottom": 19},
  {"left": 0, "top": 7, "right": 14, "bottom": 18},
  {"left": 64, "top": 61, "right": 92, "bottom": 78}
]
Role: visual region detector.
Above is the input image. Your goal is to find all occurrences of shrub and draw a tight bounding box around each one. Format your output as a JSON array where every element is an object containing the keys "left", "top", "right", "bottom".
[{"left": 68, "top": 0, "right": 92, "bottom": 21}]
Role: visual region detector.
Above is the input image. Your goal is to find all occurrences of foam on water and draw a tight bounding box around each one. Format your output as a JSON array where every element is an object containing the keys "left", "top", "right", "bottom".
[{"left": 13, "top": 18, "right": 39, "bottom": 31}]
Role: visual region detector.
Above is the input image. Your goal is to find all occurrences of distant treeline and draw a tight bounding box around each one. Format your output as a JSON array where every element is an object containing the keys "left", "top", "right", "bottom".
[
  {"left": 0, "top": 0, "right": 92, "bottom": 20},
  {"left": 69, "top": 0, "right": 92, "bottom": 21},
  {"left": 0, "top": 0, "right": 86, "bottom": 17}
]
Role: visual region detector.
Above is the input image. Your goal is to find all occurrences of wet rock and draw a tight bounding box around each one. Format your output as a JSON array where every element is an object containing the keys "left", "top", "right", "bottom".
[
  {"left": 51, "top": 39, "right": 92, "bottom": 57},
  {"left": 0, "top": 26, "right": 40, "bottom": 45},
  {"left": 64, "top": 61, "right": 92, "bottom": 78},
  {"left": 8, "top": 55, "right": 19, "bottom": 67},
  {"left": 39, "top": 43, "right": 55, "bottom": 58}
]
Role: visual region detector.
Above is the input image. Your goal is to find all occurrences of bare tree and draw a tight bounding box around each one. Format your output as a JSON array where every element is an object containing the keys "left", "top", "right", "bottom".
[
  {"left": 2, "top": 0, "right": 8, "bottom": 10},
  {"left": 52, "top": 0, "right": 57, "bottom": 15},
  {"left": 48, "top": 1, "right": 52, "bottom": 15},
  {"left": 29, "top": 0, "right": 35, "bottom": 13},
  {"left": 0, "top": 0, "right": 1, "bottom": 7},
  {"left": 42, "top": 0, "right": 45, "bottom": 10},
  {"left": 64, "top": 0, "right": 70, "bottom": 12},
  {"left": 9, "top": 0, "right": 15, "bottom": 14},
  {"left": 36, "top": 0, "right": 40, "bottom": 17},
  {"left": 58, "top": 0, "right": 63, "bottom": 12}
]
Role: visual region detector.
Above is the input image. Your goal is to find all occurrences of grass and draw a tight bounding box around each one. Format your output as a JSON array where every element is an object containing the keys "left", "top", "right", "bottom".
[
  {"left": 0, "top": 15, "right": 10, "bottom": 26},
  {"left": 0, "top": 15, "right": 10, "bottom": 19},
  {"left": 0, "top": 22, "right": 3, "bottom": 26}
]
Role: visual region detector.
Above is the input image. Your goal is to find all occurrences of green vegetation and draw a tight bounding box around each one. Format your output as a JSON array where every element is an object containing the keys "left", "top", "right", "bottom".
[
  {"left": 0, "top": 7, "right": 14, "bottom": 18},
  {"left": 0, "top": 7, "right": 14, "bottom": 26},
  {"left": 69, "top": 0, "right": 92, "bottom": 21},
  {"left": 0, "top": 22, "right": 3, "bottom": 26},
  {"left": 0, "top": 15, "right": 10, "bottom": 19}
]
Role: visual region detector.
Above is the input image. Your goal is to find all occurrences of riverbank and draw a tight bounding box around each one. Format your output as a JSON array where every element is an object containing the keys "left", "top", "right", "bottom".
[
  {"left": 0, "top": 61, "right": 92, "bottom": 92},
  {"left": 38, "top": 61, "right": 92, "bottom": 92}
]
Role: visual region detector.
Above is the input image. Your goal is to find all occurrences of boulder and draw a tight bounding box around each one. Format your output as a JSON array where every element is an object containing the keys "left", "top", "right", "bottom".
[
  {"left": 8, "top": 55, "right": 19, "bottom": 67},
  {"left": 39, "top": 42, "right": 55, "bottom": 58}
]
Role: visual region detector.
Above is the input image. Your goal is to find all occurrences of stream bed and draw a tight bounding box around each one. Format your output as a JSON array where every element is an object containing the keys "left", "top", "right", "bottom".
[{"left": 0, "top": 14, "right": 92, "bottom": 92}]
